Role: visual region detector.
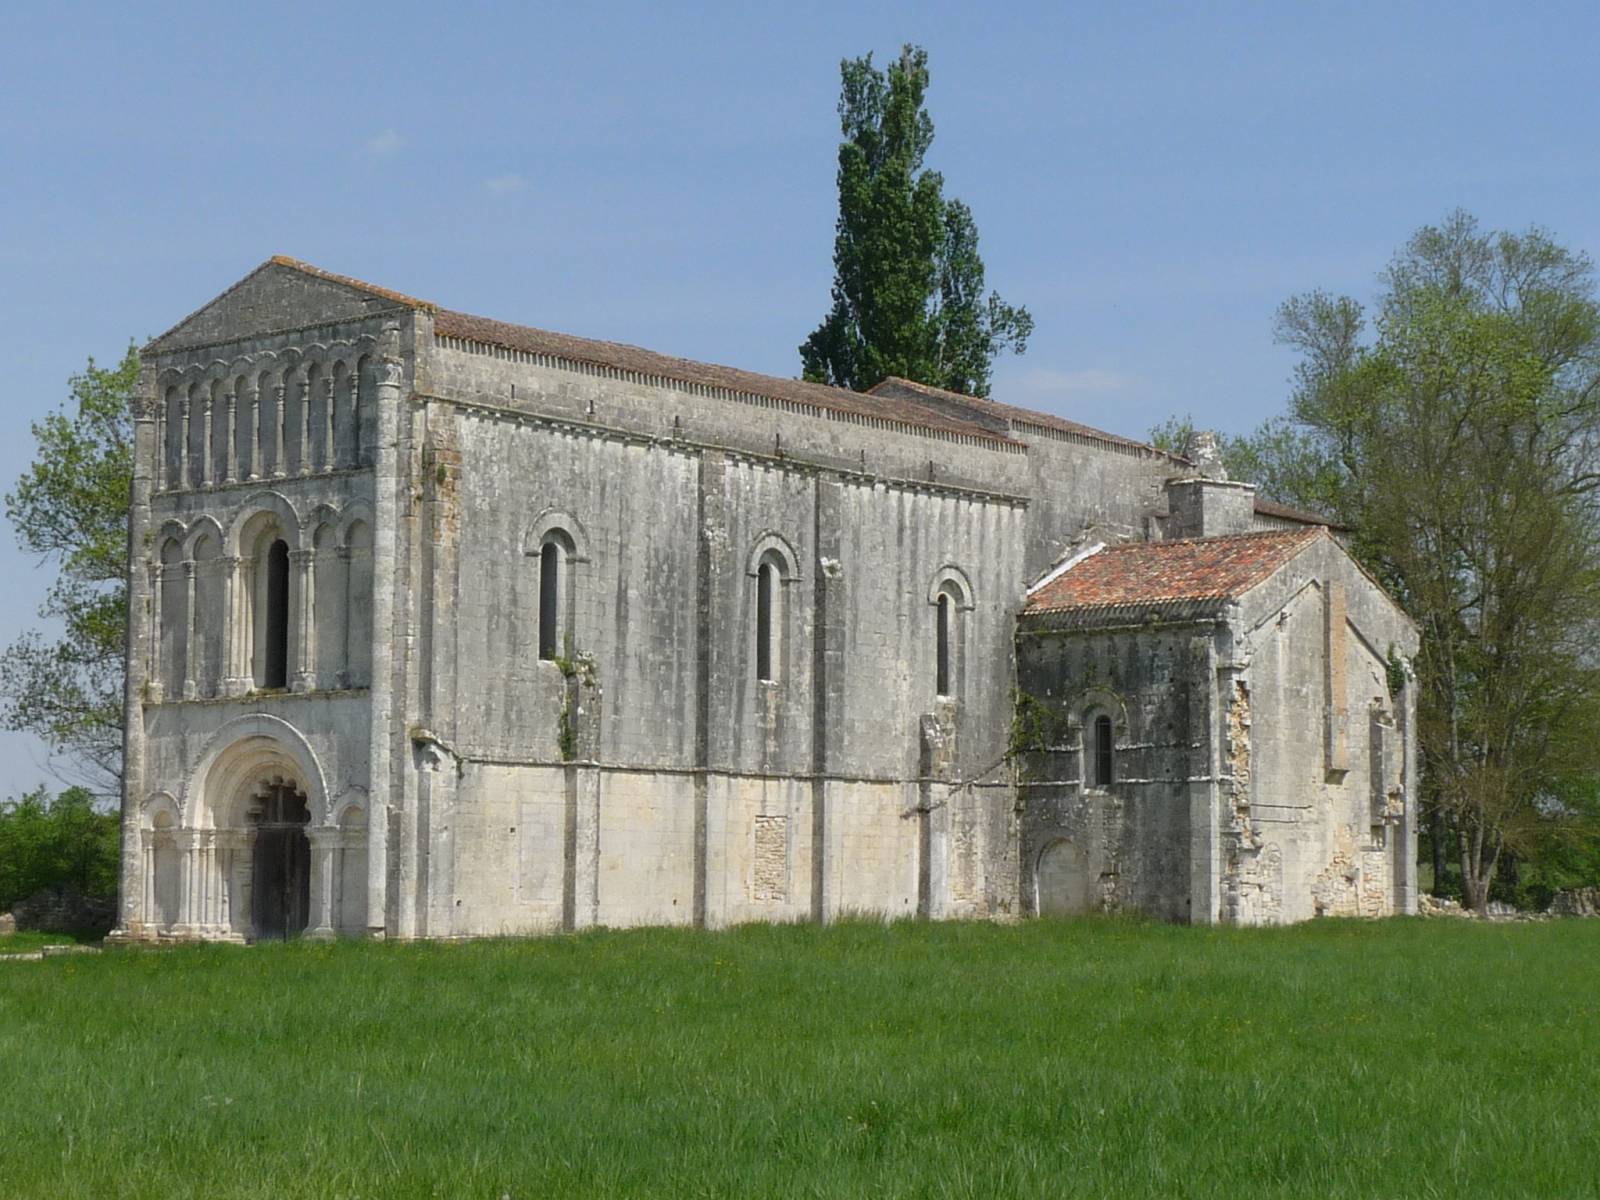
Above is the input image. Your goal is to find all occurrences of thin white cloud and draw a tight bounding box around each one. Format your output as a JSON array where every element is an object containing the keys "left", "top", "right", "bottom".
[
  {"left": 482, "top": 174, "right": 527, "bottom": 195},
  {"left": 365, "top": 129, "right": 404, "bottom": 156}
]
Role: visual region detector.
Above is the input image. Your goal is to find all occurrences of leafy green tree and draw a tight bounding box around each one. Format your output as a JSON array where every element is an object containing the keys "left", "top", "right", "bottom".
[
  {"left": 0, "top": 785, "right": 119, "bottom": 908},
  {"left": 801, "top": 45, "right": 1032, "bottom": 397},
  {"left": 2, "top": 346, "right": 137, "bottom": 797},
  {"left": 1228, "top": 213, "right": 1600, "bottom": 912}
]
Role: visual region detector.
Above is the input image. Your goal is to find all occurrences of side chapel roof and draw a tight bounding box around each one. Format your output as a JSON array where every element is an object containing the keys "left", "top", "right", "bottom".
[{"left": 1022, "top": 527, "right": 1325, "bottom": 617}]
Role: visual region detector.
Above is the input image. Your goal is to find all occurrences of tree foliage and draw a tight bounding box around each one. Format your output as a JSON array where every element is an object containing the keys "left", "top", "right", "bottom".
[
  {"left": 2, "top": 346, "right": 137, "bottom": 797},
  {"left": 0, "top": 786, "right": 119, "bottom": 908},
  {"left": 1227, "top": 213, "right": 1600, "bottom": 911},
  {"left": 800, "top": 45, "right": 1032, "bottom": 398}
]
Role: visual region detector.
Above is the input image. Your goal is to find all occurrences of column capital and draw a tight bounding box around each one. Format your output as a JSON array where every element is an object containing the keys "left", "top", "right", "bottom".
[{"left": 288, "top": 548, "right": 316, "bottom": 567}]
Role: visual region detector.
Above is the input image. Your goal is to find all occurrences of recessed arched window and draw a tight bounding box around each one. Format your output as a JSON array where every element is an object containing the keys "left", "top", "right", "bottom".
[
  {"left": 1092, "top": 714, "right": 1114, "bottom": 787},
  {"left": 757, "top": 560, "right": 777, "bottom": 682},
  {"left": 936, "top": 592, "right": 952, "bottom": 696},
  {"left": 539, "top": 541, "right": 561, "bottom": 660},
  {"left": 264, "top": 539, "right": 290, "bottom": 689},
  {"left": 528, "top": 519, "right": 584, "bottom": 666},
  {"left": 928, "top": 569, "right": 971, "bottom": 702}
]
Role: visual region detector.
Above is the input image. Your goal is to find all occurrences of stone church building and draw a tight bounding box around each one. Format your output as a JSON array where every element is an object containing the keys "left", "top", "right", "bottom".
[{"left": 111, "top": 257, "right": 1418, "bottom": 942}]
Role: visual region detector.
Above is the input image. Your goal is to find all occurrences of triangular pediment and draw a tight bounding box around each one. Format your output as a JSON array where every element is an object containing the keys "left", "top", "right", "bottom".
[{"left": 145, "top": 257, "right": 432, "bottom": 353}]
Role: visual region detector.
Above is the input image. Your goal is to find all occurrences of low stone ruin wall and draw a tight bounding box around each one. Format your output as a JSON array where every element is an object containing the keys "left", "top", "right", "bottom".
[{"left": 6, "top": 886, "right": 116, "bottom": 936}]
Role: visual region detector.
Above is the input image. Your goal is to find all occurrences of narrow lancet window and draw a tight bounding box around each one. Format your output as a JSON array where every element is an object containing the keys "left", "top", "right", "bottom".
[
  {"left": 936, "top": 592, "right": 952, "bottom": 696},
  {"left": 539, "top": 541, "right": 560, "bottom": 660},
  {"left": 1093, "top": 714, "right": 1114, "bottom": 787},
  {"left": 757, "top": 561, "right": 776, "bottom": 682},
  {"left": 265, "top": 539, "right": 290, "bottom": 689}
]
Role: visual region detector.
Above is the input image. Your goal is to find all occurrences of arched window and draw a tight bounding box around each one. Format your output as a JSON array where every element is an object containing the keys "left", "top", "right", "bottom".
[
  {"left": 191, "top": 532, "right": 222, "bottom": 698},
  {"left": 355, "top": 354, "right": 375, "bottom": 468},
  {"left": 343, "top": 520, "right": 373, "bottom": 687},
  {"left": 163, "top": 386, "right": 182, "bottom": 486},
  {"left": 539, "top": 538, "right": 563, "bottom": 661},
  {"left": 756, "top": 558, "right": 778, "bottom": 682},
  {"left": 158, "top": 537, "right": 186, "bottom": 695},
  {"left": 936, "top": 592, "right": 952, "bottom": 696},
  {"left": 1092, "top": 714, "right": 1114, "bottom": 788},
  {"left": 928, "top": 569, "right": 971, "bottom": 702},
  {"left": 528, "top": 519, "right": 584, "bottom": 665},
  {"left": 264, "top": 539, "right": 290, "bottom": 689}
]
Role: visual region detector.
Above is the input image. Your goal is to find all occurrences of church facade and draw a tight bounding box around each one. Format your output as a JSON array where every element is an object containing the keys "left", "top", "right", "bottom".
[{"left": 112, "top": 257, "right": 1417, "bottom": 942}]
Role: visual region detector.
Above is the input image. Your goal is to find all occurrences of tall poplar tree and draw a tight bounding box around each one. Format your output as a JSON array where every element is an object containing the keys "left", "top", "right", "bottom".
[{"left": 800, "top": 44, "right": 1032, "bottom": 397}]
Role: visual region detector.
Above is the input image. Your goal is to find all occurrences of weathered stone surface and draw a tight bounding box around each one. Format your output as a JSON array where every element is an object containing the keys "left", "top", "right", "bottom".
[
  {"left": 116, "top": 259, "right": 1416, "bottom": 941},
  {"left": 9, "top": 887, "right": 114, "bottom": 936},
  {"left": 1017, "top": 529, "right": 1419, "bottom": 925},
  {"left": 1550, "top": 888, "right": 1600, "bottom": 917}
]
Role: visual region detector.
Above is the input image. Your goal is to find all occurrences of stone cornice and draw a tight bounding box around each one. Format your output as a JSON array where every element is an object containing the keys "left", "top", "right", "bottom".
[{"left": 418, "top": 391, "right": 1031, "bottom": 509}]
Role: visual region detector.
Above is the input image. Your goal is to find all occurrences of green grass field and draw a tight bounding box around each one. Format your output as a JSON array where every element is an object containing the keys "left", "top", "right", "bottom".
[
  {"left": 2, "top": 918, "right": 1596, "bottom": 1199},
  {"left": 0, "top": 931, "right": 93, "bottom": 954}
]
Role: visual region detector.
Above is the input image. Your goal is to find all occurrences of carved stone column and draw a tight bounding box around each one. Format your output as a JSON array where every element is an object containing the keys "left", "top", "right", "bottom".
[
  {"left": 181, "top": 560, "right": 198, "bottom": 700},
  {"left": 223, "top": 391, "right": 237, "bottom": 483},
  {"left": 307, "top": 827, "right": 337, "bottom": 939},
  {"left": 178, "top": 395, "right": 191, "bottom": 490},
  {"left": 175, "top": 829, "right": 199, "bottom": 937},
  {"left": 273, "top": 384, "right": 286, "bottom": 477},
  {"left": 111, "top": 368, "right": 160, "bottom": 945},
  {"left": 214, "top": 830, "right": 249, "bottom": 941},
  {"left": 147, "top": 560, "right": 165, "bottom": 704},
  {"left": 298, "top": 373, "right": 312, "bottom": 476},
  {"left": 367, "top": 322, "right": 405, "bottom": 936},
  {"left": 322, "top": 375, "right": 335, "bottom": 472},
  {"left": 290, "top": 548, "right": 317, "bottom": 693},
  {"left": 142, "top": 837, "right": 155, "bottom": 932},
  {"left": 199, "top": 393, "right": 213, "bottom": 487},
  {"left": 220, "top": 556, "right": 249, "bottom": 697},
  {"left": 247, "top": 378, "right": 261, "bottom": 481}
]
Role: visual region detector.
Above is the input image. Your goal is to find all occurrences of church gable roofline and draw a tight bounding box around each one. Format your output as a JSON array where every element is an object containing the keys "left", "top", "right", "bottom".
[{"left": 143, "top": 256, "right": 436, "bottom": 355}]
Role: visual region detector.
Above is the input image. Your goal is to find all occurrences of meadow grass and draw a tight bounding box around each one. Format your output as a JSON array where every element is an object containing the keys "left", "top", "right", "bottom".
[
  {"left": 1, "top": 917, "right": 1597, "bottom": 1198},
  {"left": 0, "top": 930, "right": 90, "bottom": 954}
]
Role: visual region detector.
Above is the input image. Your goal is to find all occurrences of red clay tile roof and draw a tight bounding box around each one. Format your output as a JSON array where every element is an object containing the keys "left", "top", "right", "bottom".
[
  {"left": 1024, "top": 528, "right": 1324, "bottom": 615},
  {"left": 431, "top": 309, "right": 1014, "bottom": 443},
  {"left": 1253, "top": 496, "right": 1348, "bottom": 530},
  {"left": 167, "top": 257, "right": 1213, "bottom": 455},
  {"left": 868, "top": 376, "right": 1179, "bottom": 460}
]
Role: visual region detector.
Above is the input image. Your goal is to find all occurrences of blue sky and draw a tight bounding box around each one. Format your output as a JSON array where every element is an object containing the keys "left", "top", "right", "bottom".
[{"left": 3, "top": 1, "right": 1598, "bottom": 797}]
